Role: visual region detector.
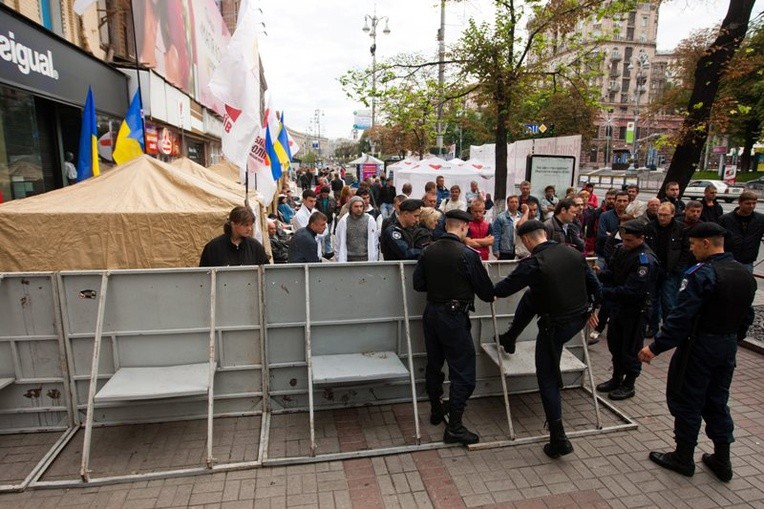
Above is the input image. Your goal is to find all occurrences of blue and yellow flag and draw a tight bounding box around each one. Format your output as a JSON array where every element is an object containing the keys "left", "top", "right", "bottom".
[
  {"left": 76, "top": 87, "right": 99, "bottom": 181},
  {"left": 264, "top": 107, "right": 290, "bottom": 181},
  {"left": 113, "top": 90, "right": 144, "bottom": 165}
]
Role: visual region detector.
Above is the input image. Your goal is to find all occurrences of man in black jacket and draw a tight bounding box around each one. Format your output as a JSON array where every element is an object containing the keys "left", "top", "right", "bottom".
[
  {"left": 700, "top": 184, "right": 724, "bottom": 223},
  {"left": 718, "top": 191, "right": 764, "bottom": 271},
  {"left": 644, "top": 202, "right": 689, "bottom": 335}
]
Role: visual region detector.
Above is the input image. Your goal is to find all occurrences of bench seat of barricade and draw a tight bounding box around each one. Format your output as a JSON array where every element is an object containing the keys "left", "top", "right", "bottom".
[
  {"left": 311, "top": 352, "right": 409, "bottom": 385},
  {"left": 0, "top": 378, "right": 14, "bottom": 391},
  {"left": 93, "top": 363, "right": 210, "bottom": 403},
  {"left": 481, "top": 343, "right": 586, "bottom": 377}
]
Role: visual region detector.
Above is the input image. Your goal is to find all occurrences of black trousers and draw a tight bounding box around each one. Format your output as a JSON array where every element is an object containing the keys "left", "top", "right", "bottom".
[
  {"left": 423, "top": 303, "right": 476, "bottom": 412},
  {"left": 667, "top": 333, "right": 737, "bottom": 446},
  {"left": 607, "top": 310, "right": 647, "bottom": 378}
]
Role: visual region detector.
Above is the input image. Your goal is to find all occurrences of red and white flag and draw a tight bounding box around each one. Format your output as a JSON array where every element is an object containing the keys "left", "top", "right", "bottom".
[{"left": 208, "top": 0, "right": 262, "bottom": 170}]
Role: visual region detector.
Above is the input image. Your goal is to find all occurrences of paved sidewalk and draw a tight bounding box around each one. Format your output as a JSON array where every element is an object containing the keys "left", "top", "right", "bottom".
[{"left": 1, "top": 335, "right": 763, "bottom": 508}]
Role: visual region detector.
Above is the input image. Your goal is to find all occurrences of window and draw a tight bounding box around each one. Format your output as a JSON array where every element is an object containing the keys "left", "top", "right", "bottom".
[
  {"left": 639, "top": 33, "right": 647, "bottom": 43},
  {"left": 626, "top": 27, "right": 634, "bottom": 41},
  {"left": 622, "top": 78, "right": 631, "bottom": 91},
  {"left": 642, "top": 15, "right": 649, "bottom": 27},
  {"left": 38, "top": 0, "right": 63, "bottom": 35}
]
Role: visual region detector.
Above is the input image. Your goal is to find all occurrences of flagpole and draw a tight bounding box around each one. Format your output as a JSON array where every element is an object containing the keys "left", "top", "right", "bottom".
[{"left": 128, "top": 0, "right": 146, "bottom": 150}]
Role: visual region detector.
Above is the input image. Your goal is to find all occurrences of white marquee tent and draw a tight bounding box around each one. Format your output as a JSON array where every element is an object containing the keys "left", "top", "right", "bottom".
[{"left": 394, "top": 157, "right": 495, "bottom": 199}]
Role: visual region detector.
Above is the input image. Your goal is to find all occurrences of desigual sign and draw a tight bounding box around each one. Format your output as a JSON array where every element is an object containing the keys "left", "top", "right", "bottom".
[{"left": 0, "top": 30, "right": 59, "bottom": 79}]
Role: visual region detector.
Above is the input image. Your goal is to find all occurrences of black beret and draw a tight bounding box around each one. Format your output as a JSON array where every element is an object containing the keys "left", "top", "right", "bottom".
[
  {"left": 445, "top": 209, "right": 472, "bottom": 222},
  {"left": 620, "top": 219, "right": 644, "bottom": 235},
  {"left": 399, "top": 199, "right": 424, "bottom": 212},
  {"left": 516, "top": 219, "right": 545, "bottom": 236},
  {"left": 687, "top": 221, "right": 726, "bottom": 238}
]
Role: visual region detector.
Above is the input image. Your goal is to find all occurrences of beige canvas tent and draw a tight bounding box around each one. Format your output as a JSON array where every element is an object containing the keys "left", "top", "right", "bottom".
[
  {"left": 208, "top": 159, "right": 241, "bottom": 183},
  {"left": 0, "top": 155, "right": 270, "bottom": 272}
]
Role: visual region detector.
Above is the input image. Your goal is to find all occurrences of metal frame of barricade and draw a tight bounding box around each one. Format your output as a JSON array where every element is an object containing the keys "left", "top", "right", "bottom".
[
  {"left": 0, "top": 261, "right": 638, "bottom": 490},
  {"left": 0, "top": 273, "right": 77, "bottom": 493}
]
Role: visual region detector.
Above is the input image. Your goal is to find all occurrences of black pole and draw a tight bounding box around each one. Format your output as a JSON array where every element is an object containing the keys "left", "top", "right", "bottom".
[{"left": 127, "top": 0, "right": 146, "bottom": 151}]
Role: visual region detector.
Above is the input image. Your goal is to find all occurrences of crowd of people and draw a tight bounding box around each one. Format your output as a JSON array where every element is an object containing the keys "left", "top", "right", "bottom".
[{"left": 197, "top": 166, "right": 760, "bottom": 483}]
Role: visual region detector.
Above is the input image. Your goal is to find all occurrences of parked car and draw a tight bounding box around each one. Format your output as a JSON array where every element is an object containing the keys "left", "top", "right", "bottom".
[
  {"left": 682, "top": 180, "right": 736, "bottom": 203},
  {"left": 745, "top": 177, "right": 764, "bottom": 191}
]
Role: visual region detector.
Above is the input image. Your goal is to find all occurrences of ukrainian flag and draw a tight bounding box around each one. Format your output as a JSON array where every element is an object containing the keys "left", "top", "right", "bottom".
[
  {"left": 113, "top": 90, "right": 145, "bottom": 165},
  {"left": 76, "top": 87, "right": 99, "bottom": 181},
  {"left": 265, "top": 110, "right": 290, "bottom": 181}
]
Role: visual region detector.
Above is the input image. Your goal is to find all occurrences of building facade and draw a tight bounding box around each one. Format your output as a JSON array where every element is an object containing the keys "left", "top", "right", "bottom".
[
  {"left": 549, "top": 2, "right": 683, "bottom": 172},
  {"left": 0, "top": 0, "right": 266, "bottom": 203}
]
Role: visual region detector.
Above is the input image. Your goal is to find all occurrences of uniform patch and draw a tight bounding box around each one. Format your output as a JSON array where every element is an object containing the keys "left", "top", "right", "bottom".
[
  {"left": 679, "top": 278, "right": 688, "bottom": 292},
  {"left": 638, "top": 266, "right": 647, "bottom": 278},
  {"left": 392, "top": 231, "right": 402, "bottom": 240},
  {"left": 685, "top": 262, "right": 704, "bottom": 275}
]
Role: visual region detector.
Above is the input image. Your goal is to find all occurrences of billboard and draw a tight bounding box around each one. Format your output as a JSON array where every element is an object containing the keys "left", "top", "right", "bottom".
[
  {"left": 353, "top": 110, "right": 372, "bottom": 130},
  {"left": 133, "top": 0, "right": 231, "bottom": 115}
]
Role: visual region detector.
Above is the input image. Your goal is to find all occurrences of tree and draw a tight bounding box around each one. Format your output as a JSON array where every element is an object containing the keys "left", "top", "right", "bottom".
[
  {"left": 450, "top": 0, "right": 632, "bottom": 203},
  {"left": 660, "top": 0, "right": 758, "bottom": 196},
  {"left": 334, "top": 141, "right": 360, "bottom": 162}
]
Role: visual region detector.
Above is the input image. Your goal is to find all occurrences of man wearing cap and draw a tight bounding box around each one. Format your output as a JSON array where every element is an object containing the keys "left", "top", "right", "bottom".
[
  {"left": 380, "top": 199, "right": 430, "bottom": 260},
  {"left": 413, "top": 209, "right": 495, "bottom": 445},
  {"left": 335, "top": 196, "right": 379, "bottom": 262},
  {"left": 639, "top": 222, "right": 755, "bottom": 481},
  {"left": 595, "top": 220, "right": 658, "bottom": 400},
  {"left": 494, "top": 220, "right": 601, "bottom": 458}
]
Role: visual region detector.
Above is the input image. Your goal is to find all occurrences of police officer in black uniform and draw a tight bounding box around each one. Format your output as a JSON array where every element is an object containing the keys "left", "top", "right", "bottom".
[
  {"left": 595, "top": 220, "right": 658, "bottom": 400},
  {"left": 494, "top": 220, "right": 601, "bottom": 458},
  {"left": 381, "top": 199, "right": 431, "bottom": 260},
  {"left": 413, "top": 209, "right": 494, "bottom": 445},
  {"left": 638, "top": 222, "right": 756, "bottom": 482}
]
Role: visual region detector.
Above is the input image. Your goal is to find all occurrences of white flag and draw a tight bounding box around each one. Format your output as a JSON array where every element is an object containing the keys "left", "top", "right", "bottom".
[
  {"left": 247, "top": 126, "right": 277, "bottom": 206},
  {"left": 208, "top": 0, "right": 262, "bottom": 169}
]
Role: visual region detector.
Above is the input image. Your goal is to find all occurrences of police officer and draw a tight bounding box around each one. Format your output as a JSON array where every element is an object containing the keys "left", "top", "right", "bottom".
[
  {"left": 494, "top": 220, "right": 601, "bottom": 458},
  {"left": 381, "top": 199, "right": 431, "bottom": 260},
  {"left": 413, "top": 209, "right": 494, "bottom": 445},
  {"left": 638, "top": 222, "right": 755, "bottom": 481},
  {"left": 595, "top": 220, "right": 658, "bottom": 400}
]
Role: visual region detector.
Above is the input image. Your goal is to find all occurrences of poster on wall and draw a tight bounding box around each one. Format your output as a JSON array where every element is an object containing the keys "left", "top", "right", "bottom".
[
  {"left": 145, "top": 125, "right": 159, "bottom": 154},
  {"left": 525, "top": 155, "right": 576, "bottom": 200}
]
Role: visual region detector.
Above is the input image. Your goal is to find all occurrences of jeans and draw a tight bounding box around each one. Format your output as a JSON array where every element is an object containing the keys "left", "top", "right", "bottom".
[{"left": 380, "top": 203, "right": 394, "bottom": 219}]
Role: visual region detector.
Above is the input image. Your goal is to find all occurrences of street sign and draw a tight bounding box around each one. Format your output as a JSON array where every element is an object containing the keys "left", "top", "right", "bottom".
[{"left": 723, "top": 164, "right": 737, "bottom": 183}]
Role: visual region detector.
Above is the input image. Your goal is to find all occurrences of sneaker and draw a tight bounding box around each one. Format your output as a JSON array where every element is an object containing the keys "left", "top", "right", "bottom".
[{"left": 587, "top": 331, "right": 600, "bottom": 345}]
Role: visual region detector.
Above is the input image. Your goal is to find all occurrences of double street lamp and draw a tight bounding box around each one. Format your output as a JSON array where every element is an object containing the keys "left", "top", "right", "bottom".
[
  {"left": 362, "top": 11, "right": 390, "bottom": 128},
  {"left": 628, "top": 52, "right": 649, "bottom": 169}
]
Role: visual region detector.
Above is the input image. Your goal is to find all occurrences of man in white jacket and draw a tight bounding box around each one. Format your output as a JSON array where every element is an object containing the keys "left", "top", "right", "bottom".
[{"left": 335, "top": 196, "right": 379, "bottom": 262}]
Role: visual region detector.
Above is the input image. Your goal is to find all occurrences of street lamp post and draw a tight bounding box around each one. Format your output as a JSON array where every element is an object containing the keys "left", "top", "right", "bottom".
[
  {"left": 603, "top": 108, "right": 614, "bottom": 167},
  {"left": 628, "top": 52, "right": 649, "bottom": 169},
  {"left": 362, "top": 10, "right": 390, "bottom": 129}
]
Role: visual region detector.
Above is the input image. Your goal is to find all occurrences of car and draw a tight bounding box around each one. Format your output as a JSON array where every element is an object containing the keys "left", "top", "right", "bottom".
[
  {"left": 682, "top": 179, "right": 736, "bottom": 203},
  {"left": 745, "top": 177, "right": 764, "bottom": 190}
]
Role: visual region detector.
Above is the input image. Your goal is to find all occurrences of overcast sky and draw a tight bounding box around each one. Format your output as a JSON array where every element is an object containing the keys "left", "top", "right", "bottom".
[{"left": 256, "top": 0, "right": 764, "bottom": 140}]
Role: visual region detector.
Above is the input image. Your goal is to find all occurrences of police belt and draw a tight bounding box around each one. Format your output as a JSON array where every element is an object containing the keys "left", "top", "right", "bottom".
[{"left": 428, "top": 300, "right": 473, "bottom": 313}]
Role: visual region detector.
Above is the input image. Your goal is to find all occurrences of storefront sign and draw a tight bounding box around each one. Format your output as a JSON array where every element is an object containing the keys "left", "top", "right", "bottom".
[
  {"left": 0, "top": 5, "right": 128, "bottom": 116},
  {"left": 145, "top": 124, "right": 159, "bottom": 154},
  {"left": 362, "top": 163, "right": 378, "bottom": 180}
]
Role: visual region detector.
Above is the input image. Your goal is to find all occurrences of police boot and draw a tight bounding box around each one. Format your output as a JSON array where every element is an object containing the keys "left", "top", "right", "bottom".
[
  {"left": 596, "top": 373, "right": 623, "bottom": 393},
  {"left": 543, "top": 419, "right": 574, "bottom": 459},
  {"left": 649, "top": 441, "right": 695, "bottom": 477},
  {"left": 498, "top": 329, "right": 518, "bottom": 354},
  {"left": 429, "top": 399, "right": 449, "bottom": 426},
  {"left": 702, "top": 442, "right": 733, "bottom": 482},
  {"left": 608, "top": 374, "right": 636, "bottom": 400},
  {"left": 443, "top": 409, "right": 479, "bottom": 445}
]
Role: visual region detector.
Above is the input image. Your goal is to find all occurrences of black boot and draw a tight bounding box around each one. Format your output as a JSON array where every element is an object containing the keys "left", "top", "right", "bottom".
[
  {"left": 429, "top": 400, "right": 449, "bottom": 426},
  {"left": 596, "top": 373, "right": 623, "bottom": 393},
  {"left": 609, "top": 374, "right": 636, "bottom": 400},
  {"left": 443, "top": 409, "right": 479, "bottom": 445},
  {"left": 649, "top": 441, "right": 695, "bottom": 477},
  {"left": 498, "top": 329, "right": 518, "bottom": 354},
  {"left": 702, "top": 442, "right": 733, "bottom": 482},
  {"left": 543, "top": 419, "right": 574, "bottom": 459}
]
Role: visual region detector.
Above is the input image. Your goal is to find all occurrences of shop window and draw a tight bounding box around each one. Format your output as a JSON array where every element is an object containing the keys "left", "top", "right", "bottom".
[{"left": 0, "top": 86, "right": 43, "bottom": 201}]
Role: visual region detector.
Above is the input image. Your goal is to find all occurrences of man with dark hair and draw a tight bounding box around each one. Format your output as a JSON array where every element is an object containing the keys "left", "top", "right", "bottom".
[
  {"left": 378, "top": 177, "right": 397, "bottom": 219},
  {"left": 663, "top": 181, "right": 686, "bottom": 219},
  {"left": 401, "top": 182, "right": 413, "bottom": 197},
  {"left": 288, "top": 211, "right": 327, "bottom": 263},
  {"left": 544, "top": 198, "right": 584, "bottom": 251},
  {"left": 200, "top": 206, "right": 269, "bottom": 267},
  {"left": 518, "top": 181, "right": 541, "bottom": 219},
  {"left": 718, "top": 191, "right": 764, "bottom": 271},
  {"left": 356, "top": 188, "right": 381, "bottom": 220},
  {"left": 435, "top": 176, "right": 449, "bottom": 207},
  {"left": 700, "top": 185, "right": 724, "bottom": 223},
  {"left": 381, "top": 199, "right": 430, "bottom": 260},
  {"left": 624, "top": 184, "right": 646, "bottom": 219},
  {"left": 292, "top": 189, "right": 317, "bottom": 230},
  {"left": 596, "top": 191, "right": 630, "bottom": 258},
  {"left": 330, "top": 172, "right": 344, "bottom": 200},
  {"left": 413, "top": 209, "right": 494, "bottom": 445},
  {"left": 682, "top": 200, "right": 703, "bottom": 229},
  {"left": 315, "top": 186, "right": 337, "bottom": 259},
  {"left": 492, "top": 195, "right": 523, "bottom": 260},
  {"left": 494, "top": 220, "right": 601, "bottom": 458},
  {"left": 595, "top": 220, "right": 658, "bottom": 400},
  {"left": 639, "top": 222, "right": 756, "bottom": 481}
]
